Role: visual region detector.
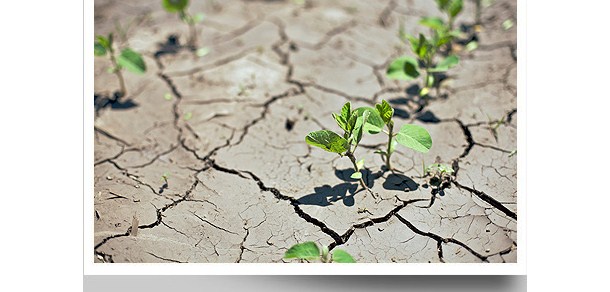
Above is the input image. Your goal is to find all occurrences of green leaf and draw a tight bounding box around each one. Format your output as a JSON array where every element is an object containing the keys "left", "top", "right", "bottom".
[
  {"left": 386, "top": 56, "right": 420, "bottom": 80},
  {"left": 193, "top": 12, "right": 205, "bottom": 23},
  {"left": 465, "top": 41, "right": 478, "bottom": 51},
  {"left": 502, "top": 19, "right": 514, "bottom": 30},
  {"left": 395, "top": 124, "right": 432, "bottom": 153},
  {"left": 430, "top": 55, "right": 459, "bottom": 72},
  {"left": 356, "top": 159, "right": 364, "bottom": 171},
  {"left": 332, "top": 249, "right": 356, "bottom": 263},
  {"left": 420, "top": 87, "right": 430, "bottom": 96},
  {"left": 162, "top": 0, "right": 189, "bottom": 13},
  {"left": 375, "top": 100, "right": 394, "bottom": 125},
  {"left": 419, "top": 17, "right": 445, "bottom": 31},
  {"left": 350, "top": 172, "right": 362, "bottom": 179},
  {"left": 351, "top": 110, "right": 370, "bottom": 145},
  {"left": 354, "top": 107, "right": 383, "bottom": 134},
  {"left": 164, "top": 93, "right": 173, "bottom": 100},
  {"left": 94, "top": 42, "right": 107, "bottom": 56},
  {"left": 374, "top": 150, "right": 387, "bottom": 157},
  {"left": 341, "top": 102, "right": 351, "bottom": 121},
  {"left": 117, "top": 48, "right": 147, "bottom": 74},
  {"left": 284, "top": 242, "right": 320, "bottom": 260},
  {"left": 332, "top": 113, "right": 348, "bottom": 132},
  {"left": 96, "top": 35, "right": 111, "bottom": 50},
  {"left": 305, "top": 130, "right": 349, "bottom": 154},
  {"left": 183, "top": 112, "right": 192, "bottom": 120},
  {"left": 196, "top": 47, "right": 210, "bottom": 57},
  {"left": 417, "top": 34, "right": 428, "bottom": 59},
  {"left": 448, "top": 0, "right": 463, "bottom": 17},
  {"left": 436, "top": 0, "right": 450, "bottom": 10}
]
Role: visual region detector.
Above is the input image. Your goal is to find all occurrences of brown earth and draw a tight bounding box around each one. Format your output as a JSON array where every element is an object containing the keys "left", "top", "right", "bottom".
[{"left": 93, "top": 0, "right": 517, "bottom": 263}]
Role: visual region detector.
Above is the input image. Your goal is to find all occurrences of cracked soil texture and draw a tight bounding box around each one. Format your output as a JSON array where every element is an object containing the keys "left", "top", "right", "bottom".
[{"left": 94, "top": 0, "right": 517, "bottom": 263}]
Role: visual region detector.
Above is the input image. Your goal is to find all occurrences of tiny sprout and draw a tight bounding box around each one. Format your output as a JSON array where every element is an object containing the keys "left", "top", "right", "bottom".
[
  {"left": 502, "top": 19, "right": 514, "bottom": 30},
  {"left": 164, "top": 93, "right": 173, "bottom": 100},
  {"left": 387, "top": 32, "right": 459, "bottom": 97},
  {"left": 183, "top": 112, "right": 193, "bottom": 120},
  {"left": 94, "top": 33, "right": 147, "bottom": 98},
  {"left": 162, "top": 0, "right": 203, "bottom": 50},
  {"left": 284, "top": 242, "right": 356, "bottom": 263},
  {"left": 425, "top": 162, "right": 454, "bottom": 189},
  {"left": 161, "top": 173, "right": 169, "bottom": 184}
]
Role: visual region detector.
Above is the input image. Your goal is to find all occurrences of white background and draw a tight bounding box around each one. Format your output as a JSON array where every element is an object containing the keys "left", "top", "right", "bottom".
[{"left": 1, "top": 0, "right": 608, "bottom": 290}]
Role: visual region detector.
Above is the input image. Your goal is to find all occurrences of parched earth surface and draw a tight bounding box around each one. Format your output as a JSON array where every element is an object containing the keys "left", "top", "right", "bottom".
[{"left": 93, "top": 0, "right": 517, "bottom": 263}]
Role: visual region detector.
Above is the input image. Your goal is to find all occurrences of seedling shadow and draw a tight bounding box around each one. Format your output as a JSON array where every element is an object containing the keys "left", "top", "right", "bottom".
[
  {"left": 154, "top": 35, "right": 183, "bottom": 58},
  {"left": 297, "top": 183, "right": 358, "bottom": 207},
  {"left": 415, "top": 110, "right": 441, "bottom": 124},
  {"left": 382, "top": 173, "right": 419, "bottom": 192},
  {"left": 334, "top": 168, "right": 382, "bottom": 189},
  {"left": 94, "top": 93, "right": 139, "bottom": 115}
]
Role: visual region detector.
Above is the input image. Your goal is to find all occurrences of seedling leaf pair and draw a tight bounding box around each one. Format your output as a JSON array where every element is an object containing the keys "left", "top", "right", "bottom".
[{"left": 284, "top": 242, "right": 356, "bottom": 263}]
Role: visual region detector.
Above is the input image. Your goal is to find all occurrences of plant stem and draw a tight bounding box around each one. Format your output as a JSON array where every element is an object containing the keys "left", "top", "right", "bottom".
[
  {"left": 475, "top": 0, "right": 482, "bottom": 26},
  {"left": 385, "top": 122, "right": 394, "bottom": 170},
  {"left": 108, "top": 48, "right": 127, "bottom": 98},
  {"left": 345, "top": 152, "right": 370, "bottom": 193},
  {"left": 180, "top": 10, "right": 198, "bottom": 50}
]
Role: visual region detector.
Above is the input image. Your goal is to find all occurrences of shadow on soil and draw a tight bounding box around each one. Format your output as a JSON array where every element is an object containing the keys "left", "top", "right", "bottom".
[
  {"left": 297, "top": 183, "right": 358, "bottom": 207},
  {"left": 94, "top": 93, "right": 139, "bottom": 115},
  {"left": 297, "top": 169, "right": 423, "bottom": 207},
  {"left": 382, "top": 173, "right": 419, "bottom": 192}
]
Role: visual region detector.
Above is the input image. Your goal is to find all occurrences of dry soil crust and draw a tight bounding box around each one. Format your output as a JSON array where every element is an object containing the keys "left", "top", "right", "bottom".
[{"left": 93, "top": 0, "right": 517, "bottom": 263}]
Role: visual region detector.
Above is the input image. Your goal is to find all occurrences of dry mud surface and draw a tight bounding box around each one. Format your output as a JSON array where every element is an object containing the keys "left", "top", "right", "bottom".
[{"left": 94, "top": 0, "right": 517, "bottom": 263}]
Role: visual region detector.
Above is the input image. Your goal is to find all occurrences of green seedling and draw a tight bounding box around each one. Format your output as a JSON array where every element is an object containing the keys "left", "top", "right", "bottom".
[
  {"left": 425, "top": 162, "right": 454, "bottom": 189},
  {"left": 305, "top": 102, "right": 373, "bottom": 195},
  {"left": 94, "top": 33, "right": 147, "bottom": 98},
  {"left": 434, "top": 0, "right": 463, "bottom": 30},
  {"left": 284, "top": 242, "right": 356, "bottom": 263},
  {"left": 364, "top": 100, "right": 433, "bottom": 171},
  {"left": 387, "top": 29, "right": 459, "bottom": 97},
  {"left": 159, "top": 173, "right": 169, "bottom": 194},
  {"left": 162, "top": 0, "right": 204, "bottom": 50}
]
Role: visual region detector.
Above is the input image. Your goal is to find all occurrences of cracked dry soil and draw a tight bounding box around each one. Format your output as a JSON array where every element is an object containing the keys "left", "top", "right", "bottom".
[{"left": 93, "top": 0, "right": 517, "bottom": 263}]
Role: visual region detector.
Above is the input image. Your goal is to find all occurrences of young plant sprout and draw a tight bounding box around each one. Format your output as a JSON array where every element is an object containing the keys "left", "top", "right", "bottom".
[
  {"left": 284, "top": 242, "right": 356, "bottom": 263},
  {"left": 387, "top": 30, "right": 459, "bottom": 97},
  {"left": 162, "top": 0, "right": 204, "bottom": 52},
  {"left": 434, "top": 0, "right": 463, "bottom": 30},
  {"left": 363, "top": 100, "right": 433, "bottom": 171},
  {"left": 94, "top": 33, "right": 147, "bottom": 98},
  {"left": 425, "top": 162, "right": 454, "bottom": 190},
  {"left": 305, "top": 102, "right": 373, "bottom": 195}
]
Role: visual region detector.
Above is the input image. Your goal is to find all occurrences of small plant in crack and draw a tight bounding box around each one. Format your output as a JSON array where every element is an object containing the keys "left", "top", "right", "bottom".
[
  {"left": 305, "top": 102, "right": 374, "bottom": 197},
  {"left": 159, "top": 172, "right": 169, "bottom": 193},
  {"left": 363, "top": 100, "right": 433, "bottom": 172},
  {"left": 387, "top": 28, "right": 459, "bottom": 98},
  {"left": 94, "top": 33, "right": 147, "bottom": 99},
  {"left": 162, "top": 0, "right": 207, "bottom": 56},
  {"left": 424, "top": 162, "right": 454, "bottom": 192},
  {"left": 284, "top": 242, "right": 356, "bottom": 263}
]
